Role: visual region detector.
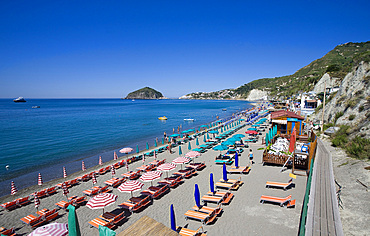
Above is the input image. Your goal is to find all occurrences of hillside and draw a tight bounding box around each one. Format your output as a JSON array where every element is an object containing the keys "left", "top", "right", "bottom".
[
  {"left": 124, "top": 87, "right": 164, "bottom": 99},
  {"left": 181, "top": 41, "right": 370, "bottom": 100}
]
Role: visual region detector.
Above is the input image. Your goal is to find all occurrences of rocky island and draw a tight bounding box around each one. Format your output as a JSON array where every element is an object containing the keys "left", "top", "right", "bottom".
[{"left": 124, "top": 87, "right": 165, "bottom": 99}]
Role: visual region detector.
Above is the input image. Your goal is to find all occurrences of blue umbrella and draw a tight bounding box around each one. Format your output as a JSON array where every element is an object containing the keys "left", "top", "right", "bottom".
[
  {"left": 223, "top": 164, "right": 227, "bottom": 182},
  {"left": 210, "top": 173, "right": 215, "bottom": 193},
  {"left": 235, "top": 152, "right": 239, "bottom": 168},
  {"left": 209, "top": 130, "right": 219, "bottom": 134},
  {"left": 222, "top": 140, "right": 234, "bottom": 146},
  {"left": 146, "top": 142, "right": 149, "bottom": 150},
  {"left": 196, "top": 138, "right": 199, "bottom": 146},
  {"left": 213, "top": 145, "right": 228, "bottom": 151},
  {"left": 194, "top": 184, "right": 201, "bottom": 208},
  {"left": 203, "top": 135, "right": 206, "bottom": 143},
  {"left": 188, "top": 142, "right": 191, "bottom": 150},
  {"left": 162, "top": 138, "right": 164, "bottom": 144},
  {"left": 170, "top": 204, "right": 176, "bottom": 231},
  {"left": 136, "top": 144, "right": 139, "bottom": 153},
  {"left": 234, "top": 134, "right": 245, "bottom": 138},
  {"left": 206, "top": 133, "right": 210, "bottom": 140},
  {"left": 155, "top": 139, "right": 158, "bottom": 147},
  {"left": 179, "top": 146, "right": 182, "bottom": 155}
]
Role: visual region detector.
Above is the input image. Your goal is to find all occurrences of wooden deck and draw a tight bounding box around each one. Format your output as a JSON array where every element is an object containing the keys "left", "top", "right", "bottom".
[{"left": 305, "top": 139, "right": 343, "bottom": 236}]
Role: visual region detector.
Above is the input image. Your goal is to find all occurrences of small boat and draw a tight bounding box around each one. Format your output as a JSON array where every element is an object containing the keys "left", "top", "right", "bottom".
[
  {"left": 158, "top": 116, "right": 167, "bottom": 120},
  {"left": 184, "top": 118, "right": 195, "bottom": 121},
  {"left": 32, "top": 106, "right": 40, "bottom": 109},
  {"left": 14, "top": 97, "right": 26, "bottom": 103},
  {"left": 222, "top": 109, "right": 227, "bottom": 111}
]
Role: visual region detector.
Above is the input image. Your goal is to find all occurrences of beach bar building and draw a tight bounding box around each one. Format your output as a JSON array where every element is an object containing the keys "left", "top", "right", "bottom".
[{"left": 271, "top": 110, "right": 304, "bottom": 135}]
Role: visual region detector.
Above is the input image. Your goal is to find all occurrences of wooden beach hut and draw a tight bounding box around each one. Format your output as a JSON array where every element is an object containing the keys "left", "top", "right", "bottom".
[{"left": 271, "top": 110, "right": 304, "bottom": 136}]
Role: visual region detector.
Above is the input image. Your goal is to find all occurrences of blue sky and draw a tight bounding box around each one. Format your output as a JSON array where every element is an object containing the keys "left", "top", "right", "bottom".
[{"left": 1, "top": 1, "right": 369, "bottom": 98}]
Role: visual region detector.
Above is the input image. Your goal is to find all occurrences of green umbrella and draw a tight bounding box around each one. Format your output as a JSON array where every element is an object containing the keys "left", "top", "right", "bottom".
[
  {"left": 67, "top": 204, "right": 81, "bottom": 236},
  {"left": 203, "top": 135, "right": 206, "bottom": 142},
  {"left": 188, "top": 142, "right": 191, "bottom": 150},
  {"left": 99, "top": 225, "right": 116, "bottom": 236},
  {"left": 179, "top": 146, "right": 182, "bottom": 155},
  {"left": 206, "top": 133, "right": 210, "bottom": 140},
  {"left": 196, "top": 138, "right": 199, "bottom": 146},
  {"left": 162, "top": 138, "right": 164, "bottom": 144},
  {"left": 146, "top": 142, "right": 149, "bottom": 150},
  {"left": 136, "top": 144, "right": 139, "bottom": 153},
  {"left": 155, "top": 139, "right": 157, "bottom": 147}
]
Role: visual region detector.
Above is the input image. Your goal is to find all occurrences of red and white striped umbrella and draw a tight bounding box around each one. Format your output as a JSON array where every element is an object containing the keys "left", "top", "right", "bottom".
[
  {"left": 119, "top": 147, "right": 133, "bottom": 154},
  {"left": 142, "top": 155, "right": 145, "bottom": 163},
  {"left": 99, "top": 156, "right": 103, "bottom": 165},
  {"left": 185, "top": 151, "right": 201, "bottom": 158},
  {"left": 92, "top": 173, "right": 97, "bottom": 185},
  {"left": 118, "top": 180, "right": 144, "bottom": 197},
  {"left": 86, "top": 193, "right": 117, "bottom": 210},
  {"left": 172, "top": 156, "right": 191, "bottom": 164},
  {"left": 111, "top": 165, "right": 116, "bottom": 177},
  {"left": 82, "top": 161, "right": 86, "bottom": 171},
  {"left": 11, "top": 181, "right": 18, "bottom": 195},
  {"left": 157, "top": 163, "right": 176, "bottom": 172},
  {"left": 34, "top": 193, "right": 40, "bottom": 210},
  {"left": 153, "top": 151, "right": 157, "bottom": 159},
  {"left": 63, "top": 167, "right": 67, "bottom": 178},
  {"left": 139, "top": 171, "right": 162, "bottom": 183},
  {"left": 61, "top": 182, "right": 69, "bottom": 196},
  {"left": 114, "top": 151, "right": 118, "bottom": 160},
  {"left": 29, "top": 223, "right": 68, "bottom": 236},
  {"left": 38, "top": 173, "right": 43, "bottom": 186}
]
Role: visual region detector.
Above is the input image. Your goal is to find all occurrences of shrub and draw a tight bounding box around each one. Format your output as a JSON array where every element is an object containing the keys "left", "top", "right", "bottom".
[
  {"left": 334, "top": 111, "right": 344, "bottom": 124},
  {"left": 359, "top": 106, "right": 364, "bottom": 112},
  {"left": 348, "top": 115, "right": 355, "bottom": 120},
  {"left": 346, "top": 99, "right": 357, "bottom": 109},
  {"left": 331, "top": 125, "right": 350, "bottom": 147},
  {"left": 346, "top": 136, "right": 370, "bottom": 159},
  {"left": 326, "top": 64, "right": 341, "bottom": 72},
  {"left": 323, "top": 123, "right": 334, "bottom": 131}
]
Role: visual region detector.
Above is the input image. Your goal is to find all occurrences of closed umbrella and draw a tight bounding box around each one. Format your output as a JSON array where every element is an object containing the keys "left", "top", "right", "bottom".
[
  {"left": 67, "top": 205, "right": 81, "bottom": 236},
  {"left": 235, "top": 152, "right": 239, "bottom": 168},
  {"left": 38, "top": 173, "right": 43, "bottom": 186},
  {"left": 62, "top": 182, "right": 69, "bottom": 199},
  {"left": 111, "top": 165, "right": 116, "bottom": 177},
  {"left": 82, "top": 161, "right": 86, "bottom": 171},
  {"left": 170, "top": 204, "right": 176, "bottom": 231},
  {"left": 162, "top": 138, "right": 164, "bottom": 144},
  {"left": 86, "top": 193, "right": 117, "bottom": 213},
  {"left": 136, "top": 144, "right": 139, "bottom": 153},
  {"left": 194, "top": 184, "right": 201, "bottom": 208},
  {"left": 118, "top": 180, "right": 144, "bottom": 197},
  {"left": 210, "top": 173, "right": 215, "bottom": 194},
  {"left": 222, "top": 164, "right": 227, "bottom": 182},
  {"left": 92, "top": 173, "right": 97, "bottom": 186},
  {"left": 178, "top": 146, "right": 182, "bottom": 155},
  {"left": 203, "top": 135, "right": 206, "bottom": 143},
  {"left": 188, "top": 142, "right": 191, "bottom": 150},
  {"left": 63, "top": 167, "right": 67, "bottom": 178},
  {"left": 114, "top": 151, "right": 118, "bottom": 160},
  {"left": 34, "top": 193, "right": 40, "bottom": 213},
  {"left": 155, "top": 139, "right": 158, "bottom": 147},
  {"left": 153, "top": 151, "right": 157, "bottom": 159},
  {"left": 206, "top": 133, "right": 210, "bottom": 140},
  {"left": 196, "top": 138, "right": 199, "bottom": 146},
  {"left": 29, "top": 223, "right": 68, "bottom": 236},
  {"left": 146, "top": 142, "right": 149, "bottom": 150},
  {"left": 99, "top": 156, "right": 103, "bottom": 165}
]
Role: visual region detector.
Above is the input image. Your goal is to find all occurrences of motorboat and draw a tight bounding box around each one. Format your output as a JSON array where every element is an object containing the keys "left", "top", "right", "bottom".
[
  {"left": 13, "top": 97, "right": 26, "bottom": 102},
  {"left": 184, "top": 118, "right": 195, "bottom": 121},
  {"left": 32, "top": 106, "right": 40, "bottom": 108},
  {"left": 158, "top": 116, "right": 167, "bottom": 120}
]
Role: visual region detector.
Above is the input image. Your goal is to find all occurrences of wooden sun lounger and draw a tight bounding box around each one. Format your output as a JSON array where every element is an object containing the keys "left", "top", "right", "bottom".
[
  {"left": 184, "top": 210, "right": 216, "bottom": 225},
  {"left": 206, "top": 191, "right": 234, "bottom": 204},
  {"left": 186, "top": 162, "right": 206, "bottom": 170},
  {"left": 104, "top": 177, "right": 124, "bottom": 187},
  {"left": 82, "top": 186, "right": 101, "bottom": 196},
  {"left": 118, "top": 195, "right": 152, "bottom": 212},
  {"left": 158, "top": 176, "right": 183, "bottom": 188},
  {"left": 173, "top": 168, "right": 197, "bottom": 178},
  {"left": 218, "top": 177, "right": 243, "bottom": 185},
  {"left": 55, "top": 200, "right": 70, "bottom": 209},
  {"left": 0, "top": 227, "right": 16, "bottom": 236},
  {"left": 177, "top": 226, "right": 206, "bottom": 236},
  {"left": 215, "top": 181, "right": 240, "bottom": 191},
  {"left": 33, "top": 189, "right": 48, "bottom": 198},
  {"left": 20, "top": 214, "right": 44, "bottom": 228},
  {"left": 260, "top": 195, "right": 292, "bottom": 207},
  {"left": 98, "top": 212, "right": 126, "bottom": 225},
  {"left": 227, "top": 166, "right": 250, "bottom": 174},
  {"left": 122, "top": 170, "right": 141, "bottom": 180},
  {"left": 192, "top": 204, "right": 222, "bottom": 216},
  {"left": 265, "top": 179, "right": 294, "bottom": 190},
  {"left": 1, "top": 201, "right": 17, "bottom": 211},
  {"left": 201, "top": 195, "right": 224, "bottom": 205},
  {"left": 141, "top": 185, "right": 170, "bottom": 199},
  {"left": 88, "top": 217, "right": 114, "bottom": 229},
  {"left": 47, "top": 187, "right": 57, "bottom": 195}
]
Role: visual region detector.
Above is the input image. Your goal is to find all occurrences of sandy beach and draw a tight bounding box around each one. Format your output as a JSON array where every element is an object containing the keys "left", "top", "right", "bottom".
[{"left": 0, "top": 117, "right": 307, "bottom": 235}]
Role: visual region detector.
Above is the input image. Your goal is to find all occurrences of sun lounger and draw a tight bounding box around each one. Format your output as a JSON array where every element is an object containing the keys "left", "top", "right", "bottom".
[
  {"left": 122, "top": 170, "right": 141, "bottom": 180},
  {"left": 177, "top": 226, "right": 206, "bottom": 236},
  {"left": 73, "top": 196, "right": 87, "bottom": 206},
  {"left": 201, "top": 195, "right": 224, "bottom": 205},
  {"left": 206, "top": 191, "right": 234, "bottom": 204},
  {"left": 99, "top": 185, "right": 112, "bottom": 194},
  {"left": 215, "top": 181, "right": 240, "bottom": 191},
  {"left": 141, "top": 185, "right": 170, "bottom": 199},
  {"left": 218, "top": 177, "right": 243, "bottom": 185},
  {"left": 227, "top": 166, "right": 250, "bottom": 174},
  {"left": 88, "top": 217, "right": 114, "bottom": 229},
  {"left": 20, "top": 214, "right": 45, "bottom": 228},
  {"left": 47, "top": 187, "right": 57, "bottom": 195},
  {"left": 186, "top": 162, "right": 206, "bottom": 170},
  {"left": 184, "top": 210, "right": 216, "bottom": 225},
  {"left": 33, "top": 189, "right": 48, "bottom": 198},
  {"left": 118, "top": 195, "right": 152, "bottom": 212},
  {"left": 104, "top": 177, "right": 125, "bottom": 187},
  {"left": 98, "top": 212, "right": 126, "bottom": 226},
  {"left": 1, "top": 201, "right": 17, "bottom": 211},
  {"left": 0, "top": 227, "right": 16, "bottom": 236},
  {"left": 173, "top": 168, "right": 197, "bottom": 178},
  {"left": 55, "top": 200, "right": 70, "bottom": 209},
  {"left": 265, "top": 179, "right": 294, "bottom": 190},
  {"left": 158, "top": 176, "right": 183, "bottom": 188},
  {"left": 82, "top": 186, "right": 101, "bottom": 196},
  {"left": 260, "top": 195, "right": 292, "bottom": 207},
  {"left": 192, "top": 204, "right": 222, "bottom": 216}
]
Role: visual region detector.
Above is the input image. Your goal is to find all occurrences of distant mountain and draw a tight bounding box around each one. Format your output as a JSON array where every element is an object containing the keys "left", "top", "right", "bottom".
[
  {"left": 180, "top": 41, "right": 370, "bottom": 100},
  {"left": 124, "top": 87, "right": 165, "bottom": 99}
]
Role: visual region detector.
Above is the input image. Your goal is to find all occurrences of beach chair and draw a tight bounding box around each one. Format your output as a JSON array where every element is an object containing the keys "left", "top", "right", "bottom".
[
  {"left": 122, "top": 170, "right": 141, "bottom": 180},
  {"left": 174, "top": 168, "right": 197, "bottom": 179},
  {"left": 118, "top": 195, "right": 152, "bottom": 212},
  {"left": 0, "top": 201, "right": 17, "bottom": 211},
  {"left": 177, "top": 226, "right": 206, "bottom": 236},
  {"left": 215, "top": 181, "right": 240, "bottom": 191},
  {"left": 265, "top": 179, "right": 294, "bottom": 190},
  {"left": 104, "top": 177, "right": 124, "bottom": 187},
  {"left": 20, "top": 214, "right": 45, "bottom": 228},
  {"left": 73, "top": 196, "right": 87, "bottom": 207},
  {"left": 184, "top": 210, "right": 216, "bottom": 225},
  {"left": 55, "top": 200, "right": 70, "bottom": 209},
  {"left": 0, "top": 227, "right": 16, "bottom": 236},
  {"left": 34, "top": 189, "right": 48, "bottom": 198},
  {"left": 47, "top": 187, "right": 57, "bottom": 195},
  {"left": 99, "top": 185, "right": 112, "bottom": 194},
  {"left": 82, "top": 186, "right": 101, "bottom": 196},
  {"left": 260, "top": 195, "right": 292, "bottom": 207},
  {"left": 201, "top": 195, "right": 224, "bottom": 205},
  {"left": 88, "top": 217, "right": 114, "bottom": 229},
  {"left": 219, "top": 177, "right": 243, "bottom": 186},
  {"left": 69, "top": 178, "right": 79, "bottom": 186},
  {"left": 192, "top": 204, "right": 222, "bottom": 216},
  {"left": 99, "top": 212, "right": 126, "bottom": 226},
  {"left": 158, "top": 176, "right": 183, "bottom": 188},
  {"left": 206, "top": 191, "right": 234, "bottom": 204},
  {"left": 141, "top": 184, "right": 170, "bottom": 199},
  {"left": 227, "top": 166, "right": 250, "bottom": 174},
  {"left": 186, "top": 162, "right": 206, "bottom": 170}
]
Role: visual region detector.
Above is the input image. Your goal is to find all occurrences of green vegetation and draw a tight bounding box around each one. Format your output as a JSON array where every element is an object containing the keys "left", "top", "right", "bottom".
[
  {"left": 359, "top": 105, "right": 364, "bottom": 112},
  {"left": 348, "top": 114, "right": 356, "bottom": 120},
  {"left": 323, "top": 123, "right": 334, "bottom": 131},
  {"left": 334, "top": 112, "right": 344, "bottom": 123},
  {"left": 125, "top": 87, "right": 163, "bottom": 99}
]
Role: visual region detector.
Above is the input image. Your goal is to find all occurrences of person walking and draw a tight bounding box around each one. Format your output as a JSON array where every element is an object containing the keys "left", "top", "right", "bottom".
[{"left": 249, "top": 149, "right": 254, "bottom": 165}]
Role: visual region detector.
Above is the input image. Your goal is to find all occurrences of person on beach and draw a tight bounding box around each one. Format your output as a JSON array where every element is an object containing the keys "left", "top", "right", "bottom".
[
  {"left": 167, "top": 142, "right": 172, "bottom": 154},
  {"left": 173, "top": 128, "right": 175, "bottom": 134},
  {"left": 164, "top": 132, "right": 167, "bottom": 141},
  {"left": 249, "top": 149, "right": 254, "bottom": 165}
]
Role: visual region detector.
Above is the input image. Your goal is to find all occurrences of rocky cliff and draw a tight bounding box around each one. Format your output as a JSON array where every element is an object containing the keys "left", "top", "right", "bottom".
[
  {"left": 312, "top": 61, "right": 370, "bottom": 138},
  {"left": 124, "top": 87, "right": 165, "bottom": 99}
]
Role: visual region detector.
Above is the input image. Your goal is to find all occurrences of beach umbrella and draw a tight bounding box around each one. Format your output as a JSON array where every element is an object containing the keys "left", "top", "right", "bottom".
[
  {"left": 38, "top": 173, "right": 43, "bottom": 186},
  {"left": 136, "top": 144, "right": 139, "bottom": 153},
  {"left": 162, "top": 138, "right": 164, "bottom": 144},
  {"left": 234, "top": 134, "right": 245, "bottom": 138},
  {"left": 86, "top": 193, "right": 117, "bottom": 213},
  {"left": 222, "top": 164, "right": 227, "bottom": 182},
  {"left": 155, "top": 139, "right": 158, "bottom": 147},
  {"left": 206, "top": 133, "right": 210, "bottom": 140},
  {"left": 157, "top": 163, "right": 176, "bottom": 178},
  {"left": 169, "top": 134, "right": 180, "bottom": 138},
  {"left": 209, "top": 130, "right": 218, "bottom": 134},
  {"left": 178, "top": 146, "right": 182, "bottom": 155},
  {"left": 63, "top": 167, "right": 67, "bottom": 178},
  {"left": 172, "top": 156, "right": 190, "bottom": 169},
  {"left": 247, "top": 128, "right": 258, "bottom": 131},
  {"left": 203, "top": 135, "right": 206, "bottom": 143},
  {"left": 246, "top": 130, "right": 258, "bottom": 135},
  {"left": 194, "top": 184, "right": 201, "bottom": 208},
  {"left": 221, "top": 140, "right": 234, "bottom": 146},
  {"left": 34, "top": 193, "right": 40, "bottom": 212},
  {"left": 188, "top": 142, "right": 191, "bottom": 150},
  {"left": 153, "top": 151, "right": 157, "bottom": 159},
  {"left": 118, "top": 180, "right": 144, "bottom": 197},
  {"left": 99, "top": 156, "right": 103, "bottom": 165},
  {"left": 92, "top": 173, "right": 97, "bottom": 186},
  {"left": 99, "top": 226, "right": 116, "bottom": 236},
  {"left": 67, "top": 205, "right": 81, "bottom": 236},
  {"left": 114, "top": 151, "right": 118, "bottom": 160},
  {"left": 196, "top": 138, "right": 199, "bottom": 146},
  {"left": 170, "top": 204, "right": 176, "bottom": 231},
  {"left": 82, "top": 161, "right": 86, "bottom": 171},
  {"left": 139, "top": 171, "right": 162, "bottom": 186},
  {"left": 235, "top": 152, "right": 239, "bottom": 168},
  {"left": 146, "top": 142, "right": 149, "bottom": 150},
  {"left": 265, "top": 134, "right": 269, "bottom": 146},
  {"left": 213, "top": 145, "right": 228, "bottom": 152},
  {"left": 210, "top": 173, "right": 215, "bottom": 194},
  {"left": 185, "top": 151, "right": 201, "bottom": 158},
  {"left": 29, "top": 223, "right": 68, "bottom": 236},
  {"left": 111, "top": 165, "right": 116, "bottom": 177},
  {"left": 62, "top": 182, "right": 69, "bottom": 199}
]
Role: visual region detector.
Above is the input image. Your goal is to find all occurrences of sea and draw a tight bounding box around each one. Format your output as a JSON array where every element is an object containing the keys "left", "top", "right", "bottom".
[{"left": 0, "top": 99, "right": 252, "bottom": 197}]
